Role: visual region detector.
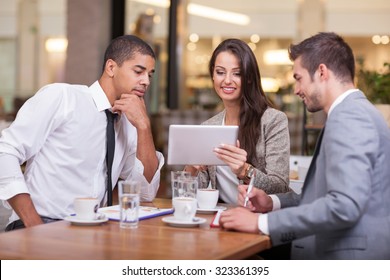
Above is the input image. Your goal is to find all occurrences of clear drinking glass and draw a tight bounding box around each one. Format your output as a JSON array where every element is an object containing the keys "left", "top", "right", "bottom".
[
  {"left": 170, "top": 170, "right": 191, "bottom": 196},
  {"left": 118, "top": 180, "right": 141, "bottom": 229}
]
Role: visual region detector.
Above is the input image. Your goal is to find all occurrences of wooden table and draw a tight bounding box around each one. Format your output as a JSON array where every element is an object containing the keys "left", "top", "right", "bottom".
[{"left": 0, "top": 198, "right": 270, "bottom": 260}]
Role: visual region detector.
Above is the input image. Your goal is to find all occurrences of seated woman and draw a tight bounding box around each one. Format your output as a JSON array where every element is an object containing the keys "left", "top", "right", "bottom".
[{"left": 186, "top": 38, "right": 290, "bottom": 204}]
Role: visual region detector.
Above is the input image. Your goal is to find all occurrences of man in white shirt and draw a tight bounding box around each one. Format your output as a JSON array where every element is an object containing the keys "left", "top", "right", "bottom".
[
  {"left": 0, "top": 35, "right": 164, "bottom": 230},
  {"left": 219, "top": 32, "right": 390, "bottom": 259}
]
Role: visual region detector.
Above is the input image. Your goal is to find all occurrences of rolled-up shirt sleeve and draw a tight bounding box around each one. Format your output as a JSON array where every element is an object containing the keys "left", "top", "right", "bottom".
[
  {"left": 0, "top": 85, "right": 65, "bottom": 206},
  {"left": 126, "top": 151, "right": 165, "bottom": 202},
  {"left": 0, "top": 153, "right": 29, "bottom": 207}
]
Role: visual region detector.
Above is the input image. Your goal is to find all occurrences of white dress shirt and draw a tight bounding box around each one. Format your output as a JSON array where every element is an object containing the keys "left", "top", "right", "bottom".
[
  {"left": 215, "top": 114, "right": 241, "bottom": 205},
  {"left": 258, "top": 89, "right": 358, "bottom": 234},
  {"left": 0, "top": 81, "right": 164, "bottom": 224},
  {"left": 216, "top": 165, "right": 240, "bottom": 205}
]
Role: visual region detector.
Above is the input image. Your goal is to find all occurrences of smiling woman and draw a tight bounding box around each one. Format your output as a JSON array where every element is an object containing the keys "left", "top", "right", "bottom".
[{"left": 185, "top": 38, "right": 290, "bottom": 205}]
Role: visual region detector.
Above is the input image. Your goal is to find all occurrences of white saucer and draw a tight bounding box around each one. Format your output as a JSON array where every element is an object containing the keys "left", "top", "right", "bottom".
[
  {"left": 197, "top": 205, "right": 227, "bottom": 214},
  {"left": 64, "top": 214, "right": 109, "bottom": 226},
  {"left": 162, "top": 216, "right": 206, "bottom": 228}
]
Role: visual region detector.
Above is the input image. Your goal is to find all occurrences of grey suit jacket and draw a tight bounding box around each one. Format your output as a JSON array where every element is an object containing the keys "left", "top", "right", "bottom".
[
  {"left": 268, "top": 91, "right": 390, "bottom": 259},
  {"left": 198, "top": 108, "right": 290, "bottom": 200}
]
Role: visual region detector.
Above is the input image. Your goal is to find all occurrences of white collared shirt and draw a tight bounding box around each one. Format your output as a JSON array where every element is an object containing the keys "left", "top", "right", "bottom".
[
  {"left": 215, "top": 113, "right": 241, "bottom": 204},
  {"left": 327, "top": 88, "right": 358, "bottom": 117},
  {"left": 0, "top": 81, "right": 164, "bottom": 224},
  {"left": 258, "top": 88, "right": 358, "bottom": 235}
]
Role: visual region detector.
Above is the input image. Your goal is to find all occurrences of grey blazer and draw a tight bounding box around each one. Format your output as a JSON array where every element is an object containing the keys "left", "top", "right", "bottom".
[
  {"left": 198, "top": 108, "right": 290, "bottom": 198},
  {"left": 269, "top": 91, "right": 390, "bottom": 259}
]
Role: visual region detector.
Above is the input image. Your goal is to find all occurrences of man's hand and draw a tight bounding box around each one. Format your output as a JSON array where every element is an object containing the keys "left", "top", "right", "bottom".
[
  {"left": 112, "top": 93, "right": 150, "bottom": 129},
  {"left": 237, "top": 185, "right": 273, "bottom": 213},
  {"left": 219, "top": 207, "right": 260, "bottom": 233}
]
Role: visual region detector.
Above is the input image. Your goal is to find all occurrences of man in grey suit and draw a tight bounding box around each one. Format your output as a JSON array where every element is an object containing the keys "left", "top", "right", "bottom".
[{"left": 219, "top": 32, "right": 390, "bottom": 259}]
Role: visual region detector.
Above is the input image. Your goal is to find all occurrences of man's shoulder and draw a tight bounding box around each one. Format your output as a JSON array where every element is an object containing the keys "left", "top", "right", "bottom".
[
  {"left": 37, "top": 83, "right": 87, "bottom": 93},
  {"left": 36, "top": 83, "right": 90, "bottom": 98}
]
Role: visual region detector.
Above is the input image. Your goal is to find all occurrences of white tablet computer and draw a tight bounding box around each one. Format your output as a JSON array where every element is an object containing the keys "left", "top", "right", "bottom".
[{"left": 167, "top": 124, "right": 239, "bottom": 165}]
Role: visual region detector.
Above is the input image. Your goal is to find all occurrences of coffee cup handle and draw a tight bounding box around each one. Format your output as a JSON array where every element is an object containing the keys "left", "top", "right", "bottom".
[{"left": 94, "top": 213, "right": 105, "bottom": 220}]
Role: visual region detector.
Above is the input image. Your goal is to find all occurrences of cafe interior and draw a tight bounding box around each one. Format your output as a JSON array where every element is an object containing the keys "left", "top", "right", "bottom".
[{"left": 0, "top": 0, "right": 390, "bottom": 258}]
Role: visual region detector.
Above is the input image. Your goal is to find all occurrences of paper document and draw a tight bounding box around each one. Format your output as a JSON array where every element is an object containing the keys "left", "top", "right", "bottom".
[{"left": 98, "top": 205, "right": 174, "bottom": 221}]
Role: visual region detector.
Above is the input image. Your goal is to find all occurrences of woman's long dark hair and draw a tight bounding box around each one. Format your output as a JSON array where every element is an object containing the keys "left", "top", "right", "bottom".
[{"left": 209, "top": 39, "right": 273, "bottom": 164}]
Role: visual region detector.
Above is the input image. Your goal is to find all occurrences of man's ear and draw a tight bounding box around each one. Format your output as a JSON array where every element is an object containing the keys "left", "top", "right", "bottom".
[
  {"left": 318, "top": 63, "right": 329, "bottom": 80},
  {"left": 105, "top": 59, "right": 116, "bottom": 78}
]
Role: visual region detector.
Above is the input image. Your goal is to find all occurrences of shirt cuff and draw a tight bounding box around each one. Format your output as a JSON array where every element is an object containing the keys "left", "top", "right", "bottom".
[
  {"left": 133, "top": 151, "right": 165, "bottom": 201},
  {"left": 0, "top": 178, "right": 30, "bottom": 207},
  {"left": 269, "top": 194, "right": 281, "bottom": 211},
  {"left": 257, "top": 195, "right": 281, "bottom": 235},
  {"left": 0, "top": 154, "right": 30, "bottom": 202},
  {"left": 258, "top": 214, "right": 269, "bottom": 235}
]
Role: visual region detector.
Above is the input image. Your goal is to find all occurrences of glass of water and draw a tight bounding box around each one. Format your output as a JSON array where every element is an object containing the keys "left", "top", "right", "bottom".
[
  {"left": 171, "top": 171, "right": 191, "bottom": 198},
  {"left": 118, "top": 180, "right": 141, "bottom": 229}
]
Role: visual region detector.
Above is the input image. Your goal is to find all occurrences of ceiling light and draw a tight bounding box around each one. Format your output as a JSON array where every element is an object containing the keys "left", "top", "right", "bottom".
[
  {"left": 187, "top": 4, "right": 250, "bottom": 26},
  {"left": 263, "top": 49, "right": 292, "bottom": 65},
  {"left": 189, "top": 33, "right": 199, "bottom": 43},
  {"left": 132, "top": 0, "right": 169, "bottom": 8},
  {"left": 132, "top": 1, "right": 250, "bottom": 26},
  {"left": 381, "top": 35, "right": 389, "bottom": 45},
  {"left": 372, "top": 35, "right": 381, "bottom": 44},
  {"left": 45, "top": 38, "right": 68, "bottom": 53},
  {"left": 250, "top": 34, "right": 260, "bottom": 43},
  {"left": 261, "top": 78, "right": 280, "bottom": 93}
]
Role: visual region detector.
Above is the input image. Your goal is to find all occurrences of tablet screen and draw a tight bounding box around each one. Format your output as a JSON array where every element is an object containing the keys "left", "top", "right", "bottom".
[{"left": 167, "top": 124, "right": 239, "bottom": 165}]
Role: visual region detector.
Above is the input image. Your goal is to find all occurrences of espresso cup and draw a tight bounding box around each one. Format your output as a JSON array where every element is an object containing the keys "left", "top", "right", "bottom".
[
  {"left": 197, "top": 189, "right": 219, "bottom": 209},
  {"left": 74, "top": 197, "right": 99, "bottom": 220},
  {"left": 172, "top": 175, "right": 198, "bottom": 221},
  {"left": 172, "top": 197, "right": 197, "bottom": 221}
]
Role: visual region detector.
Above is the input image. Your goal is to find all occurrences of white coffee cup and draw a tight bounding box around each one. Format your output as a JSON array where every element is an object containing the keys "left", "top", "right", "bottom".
[
  {"left": 197, "top": 189, "right": 219, "bottom": 209},
  {"left": 74, "top": 197, "right": 99, "bottom": 220},
  {"left": 172, "top": 197, "right": 197, "bottom": 221}
]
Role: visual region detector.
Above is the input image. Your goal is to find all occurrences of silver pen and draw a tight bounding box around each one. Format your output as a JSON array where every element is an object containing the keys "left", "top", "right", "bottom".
[{"left": 244, "top": 175, "right": 255, "bottom": 207}]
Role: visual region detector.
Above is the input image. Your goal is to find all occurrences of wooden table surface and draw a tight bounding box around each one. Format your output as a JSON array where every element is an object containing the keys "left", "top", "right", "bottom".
[{"left": 0, "top": 198, "right": 270, "bottom": 260}]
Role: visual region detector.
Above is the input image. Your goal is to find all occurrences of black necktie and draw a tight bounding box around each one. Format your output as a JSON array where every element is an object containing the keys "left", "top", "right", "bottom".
[{"left": 105, "top": 109, "right": 117, "bottom": 206}]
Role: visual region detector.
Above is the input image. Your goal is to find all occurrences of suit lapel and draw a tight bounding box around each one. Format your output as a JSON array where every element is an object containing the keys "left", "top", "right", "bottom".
[{"left": 301, "top": 126, "right": 325, "bottom": 196}]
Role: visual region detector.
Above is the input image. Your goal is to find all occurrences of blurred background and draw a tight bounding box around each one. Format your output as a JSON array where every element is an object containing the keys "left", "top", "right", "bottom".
[{"left": 1, "top": 0, "right": 390, "bottom": 196}]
